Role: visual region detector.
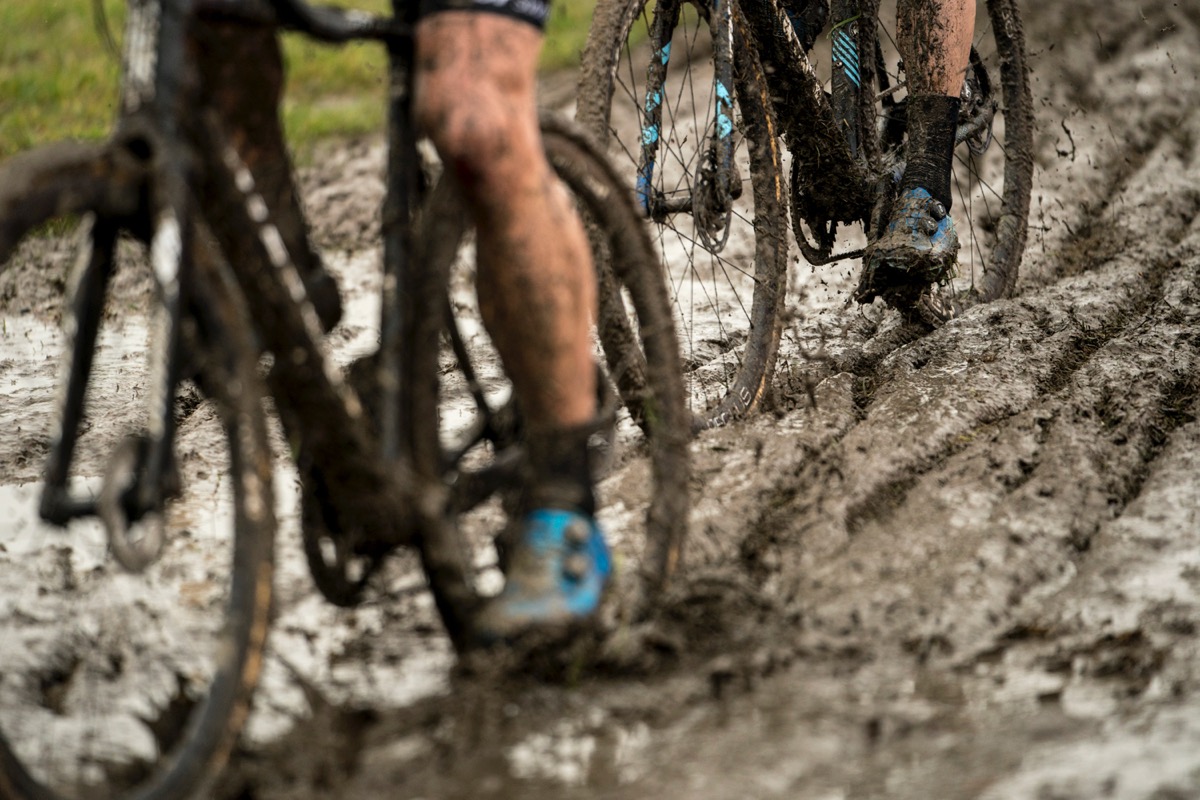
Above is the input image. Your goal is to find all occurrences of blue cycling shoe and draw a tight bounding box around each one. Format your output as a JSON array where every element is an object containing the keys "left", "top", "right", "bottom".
[
  {"left": 473, "top": 509, "right": 613, "bottom": 645},
  {"left": 856, "top": 187, "right": 959, "bottom": 320}
]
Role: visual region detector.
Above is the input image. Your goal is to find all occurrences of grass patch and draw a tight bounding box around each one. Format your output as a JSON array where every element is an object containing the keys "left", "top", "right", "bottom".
[
  {"left": 1, "top": 0, "right": 596, "bottom": 161},
  {"left": 543, "top": 0, "right": 599, "bottom": 70},
  {"left": 0, "top": 0, "right": 126, "bottom": 160}
]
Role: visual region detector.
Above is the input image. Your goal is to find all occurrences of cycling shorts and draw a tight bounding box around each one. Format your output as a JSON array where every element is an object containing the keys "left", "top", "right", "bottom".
[{"left": 418, "top": 0, "right": 550, "bottom": 30}]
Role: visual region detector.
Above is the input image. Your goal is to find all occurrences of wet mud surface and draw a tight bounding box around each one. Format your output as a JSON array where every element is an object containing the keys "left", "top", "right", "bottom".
[{"left": 4, "top": 0, "right": 1200, "bottom": 797}]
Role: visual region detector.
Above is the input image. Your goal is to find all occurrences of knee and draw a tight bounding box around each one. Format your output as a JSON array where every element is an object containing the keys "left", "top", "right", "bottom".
[
  {"left": 417, "top": 89, "right": 514, "bottom": 174},
  {"left": 416, "top": 79, "right": 538, "bottom": 191},
  {"left": 421, "top": 102, "right": 503, "bottom": 168}
]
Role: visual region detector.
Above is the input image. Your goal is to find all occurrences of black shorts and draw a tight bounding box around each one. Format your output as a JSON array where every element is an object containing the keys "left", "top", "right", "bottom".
[{"left": 418, "top": 0, "right": 550, "bottom": 30}]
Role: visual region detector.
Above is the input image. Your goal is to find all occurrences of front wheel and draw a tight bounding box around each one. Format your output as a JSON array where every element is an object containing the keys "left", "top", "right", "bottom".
[{"left": 578, "top": 0, "right": 790, "bottom": 428}]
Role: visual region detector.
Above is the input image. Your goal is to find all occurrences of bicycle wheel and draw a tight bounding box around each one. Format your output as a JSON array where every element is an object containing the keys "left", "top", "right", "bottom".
[
  {"left": 403, "top": 119, "right": 691, "bottom": 641},
  {"left": 966, "top": 0, "right": 1034, "bottom": 302},
  {"left": 861, "top": 0, "right": 1034, "bottom": 314},
  {"left": 0, "top": 144, "right": 275, "bottom": 800},
  {"left": 578, "top": 0, "right": 789, "bottom": 429},
  {"left": 546, "top": 117, "right": 691, "bottom": 592}
]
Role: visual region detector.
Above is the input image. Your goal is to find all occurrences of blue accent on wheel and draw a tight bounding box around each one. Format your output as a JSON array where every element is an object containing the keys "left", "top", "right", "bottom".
[
  {"left": 660, "top": 42, "right": 671, "bottom": 65},
  {"left": 637, "top": 161, "right": 654, "bottom": 214},
  {"left": 715, "top": 81, "right": 733, "bottom": 137},
  {"left": 645, "top": 89, "right": 662, "bottom": 115},
  {"left": 717, "top": 113, "right": 733, "bottom": 139},
  {"left": 642, "top": 125, "right": 659, "bottom": 146}
]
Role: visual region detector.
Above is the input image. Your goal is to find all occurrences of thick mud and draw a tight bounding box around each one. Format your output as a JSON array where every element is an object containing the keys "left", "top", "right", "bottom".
[{"left": 4, "top": 0, "right": 1200, "bottom": 797}]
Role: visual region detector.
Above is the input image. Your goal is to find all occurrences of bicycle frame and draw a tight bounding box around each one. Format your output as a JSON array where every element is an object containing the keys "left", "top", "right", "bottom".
[{"left": 31, "top": 0, "right": 499, "bottom": 638}]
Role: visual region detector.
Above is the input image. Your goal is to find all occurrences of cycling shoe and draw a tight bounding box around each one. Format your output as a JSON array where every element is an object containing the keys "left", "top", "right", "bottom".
[
  {"left": 856, "top": 187, "right": 959, "bottom": 310},
  {"left": 473, "top": 509, "right": 612, "bottom": 645}
]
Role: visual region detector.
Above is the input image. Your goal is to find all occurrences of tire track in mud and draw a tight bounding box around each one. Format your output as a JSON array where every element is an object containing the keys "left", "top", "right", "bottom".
[
  {"left": 673, "top": 5, "right": 1200, "bottom": 683},
  {"left": 729, "top": 116, "right": 1200, "bottom": 582},
  {"left": 633, "top": 76, "right": 1200, "bottom": 791},
  {"left": 740, "top": 11, "right": 1200, "bottom": 576},
  {"left": 1023, "top": 2, "right": 1200, "bottom": 286}
]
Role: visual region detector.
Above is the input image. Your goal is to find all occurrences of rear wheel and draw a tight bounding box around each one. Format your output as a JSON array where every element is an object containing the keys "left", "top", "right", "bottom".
[
  {"left": 0, "top": 146, "right": 275, "bottom": 800},
  {"left": 964, "top": 0, "right": 1034, "bottom": 303},
  {"left": 579, "top": 0, "right": 789, "bottom": 428}
]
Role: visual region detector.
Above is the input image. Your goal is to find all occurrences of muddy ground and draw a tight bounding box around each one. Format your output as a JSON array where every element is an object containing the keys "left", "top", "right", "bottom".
[{"left": 4, "top": 0, "right": 1200, "bottom": 797}]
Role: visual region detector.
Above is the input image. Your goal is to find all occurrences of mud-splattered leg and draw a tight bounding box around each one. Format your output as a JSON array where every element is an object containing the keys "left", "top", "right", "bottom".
[
  {"left": 414, "top": 13, "right": 610, "bottom": 643},
  {"left": 897, "top": 0, "right": 975, "bottom": 209}
]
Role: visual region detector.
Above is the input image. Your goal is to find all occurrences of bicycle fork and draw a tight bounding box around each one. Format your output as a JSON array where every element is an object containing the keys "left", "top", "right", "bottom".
[
  {"left": 39, "top": 0, "right": 195, "bottom": 572},
  {"left": 637, "top": 0, "right": 739, "bottom": 250}
]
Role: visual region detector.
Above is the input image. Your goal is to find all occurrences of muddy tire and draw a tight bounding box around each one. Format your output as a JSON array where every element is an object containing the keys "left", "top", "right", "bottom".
[
  {"left": 543, "top": 117, "right": 692, "bottom": 592},
  {"left": 973, "top": 0, "right": 1034, "bottom": 302},
  {"left": 0, "top": 151, "right": 276, "bottom": 800},
  {"left": 577, "top": 0, "right": 789, "bottom": 430}
]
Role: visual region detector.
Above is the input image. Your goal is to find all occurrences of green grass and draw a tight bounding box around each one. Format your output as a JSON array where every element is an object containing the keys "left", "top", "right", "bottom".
[
  {"left": 542, "top": 0, "right": 599, "bottom": 70},
  {"left": 0, "top": 1, "right": 126, "bottom": 160},
  {"left": 0, "top": 0, "right": 596, "bottom": 161}
]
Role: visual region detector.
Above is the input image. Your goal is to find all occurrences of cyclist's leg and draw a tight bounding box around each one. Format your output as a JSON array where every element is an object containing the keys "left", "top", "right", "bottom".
[
  {"left": 862, "top": 0, "right": 975, "bottom": 312},
  {"left": 188, "top": 14, "right": 343, "bottom": 332},
  {"left": 897, "top": 0, "right": 974, "bottom": 209},
  {"left": 413, "top": 12, "right": 611, "bottom": 641}
]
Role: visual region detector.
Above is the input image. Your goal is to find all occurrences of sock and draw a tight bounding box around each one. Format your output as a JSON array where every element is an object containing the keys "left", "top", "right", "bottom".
[
  {"left": 901, "top": 94, "right": 961, "bottom": 211},
  {"left": 524, "top": 422, "right": 599, "bottom": 516}
]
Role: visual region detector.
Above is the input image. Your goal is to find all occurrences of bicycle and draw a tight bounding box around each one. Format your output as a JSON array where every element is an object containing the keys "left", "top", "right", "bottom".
[
  {"left": 0, "top": 0, "right": 690, "bottom": 797},
  {"left": 577, "top": 0, "right": 1034, "bottom": 428}
]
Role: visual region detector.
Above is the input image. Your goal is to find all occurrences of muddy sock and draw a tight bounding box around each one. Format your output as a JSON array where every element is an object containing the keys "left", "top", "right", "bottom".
[
  {"left": 901, "top": 94, "right": 961, "bottom": 211},
  {"left": 524, "top": 423, "right": 600, "bottom": 517}
]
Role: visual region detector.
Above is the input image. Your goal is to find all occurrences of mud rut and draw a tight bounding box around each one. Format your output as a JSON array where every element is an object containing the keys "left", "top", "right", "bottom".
[{"left": 3, "top": 0, "right": 1200, "bottom": 798}]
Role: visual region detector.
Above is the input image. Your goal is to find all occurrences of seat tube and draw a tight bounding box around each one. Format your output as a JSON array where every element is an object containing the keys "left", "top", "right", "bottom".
[{"left": 380, "top": 0, "right": 421, "bottom": 464}]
